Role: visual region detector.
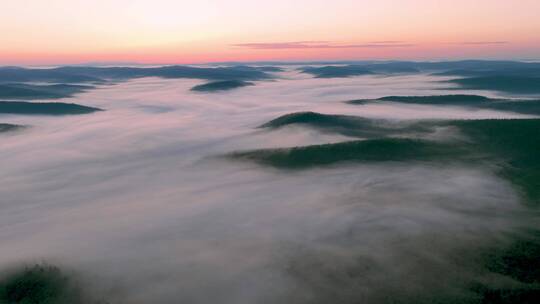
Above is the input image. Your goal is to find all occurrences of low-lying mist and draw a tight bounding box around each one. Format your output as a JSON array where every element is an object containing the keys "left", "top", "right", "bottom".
[{"left": 1, "top": 69, "right": 539, "bottom": 303}]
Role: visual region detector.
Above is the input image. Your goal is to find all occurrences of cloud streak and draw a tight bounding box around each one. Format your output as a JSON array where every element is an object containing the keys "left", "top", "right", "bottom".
[
  {"left": 460, "top": 41, "right": 509, "bottom": 45},
  {"left": 369, "top": 40, "right": 406, "bottom": 44},
  {"left": 232, "top": 41, "right": 414, "bottom": 50}
]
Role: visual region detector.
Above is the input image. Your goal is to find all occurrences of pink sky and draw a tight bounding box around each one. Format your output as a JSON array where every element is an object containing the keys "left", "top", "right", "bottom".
[{"left": 1, "top": 0, "right": 540, "bottom": 65}]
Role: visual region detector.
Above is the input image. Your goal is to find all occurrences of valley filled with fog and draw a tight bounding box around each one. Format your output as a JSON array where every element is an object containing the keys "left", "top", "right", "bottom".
[{"left": 1, "top": 64, "right": 539, "bottom": 303}]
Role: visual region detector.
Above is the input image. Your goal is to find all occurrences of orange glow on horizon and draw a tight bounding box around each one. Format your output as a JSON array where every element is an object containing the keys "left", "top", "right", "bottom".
[{"left": 1, "top": 0, "right": 540, "bottom": 65}]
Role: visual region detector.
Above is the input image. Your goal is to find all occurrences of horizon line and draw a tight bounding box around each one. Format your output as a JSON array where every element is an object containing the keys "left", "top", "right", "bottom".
[{"left": 3, "top": 57, "right": 540, "bottom": 68}]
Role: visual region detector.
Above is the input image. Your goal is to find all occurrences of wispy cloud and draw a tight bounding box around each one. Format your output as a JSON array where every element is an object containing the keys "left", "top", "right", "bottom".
[
  {"left": 369, "top": 41, "right": 406, "bottom": 44},
  {"left": 460, "top": 41, "right": 508, "bottom": 45},
  {"left": 232, "top": 41, "right": 414, "bottom": 50}
]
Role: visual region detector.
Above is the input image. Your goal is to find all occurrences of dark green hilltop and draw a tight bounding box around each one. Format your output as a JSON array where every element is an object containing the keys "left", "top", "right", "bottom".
[
  {"left": 449, "top": 76, "right": 540, "bottom": 94},
  {"left": 191, "top": 80, "right": 254, "bottom": 92},
  {"left": 0, "top": 101, "right": 103, "bottom": 115},
  {"left": 0, "top": 83, "right": 95, "bottom": 100},
  {"left": 0, "top": 123, "right": 25, "bottom": 133},
  {"left": 231, "top": 137, "right": 467, "bottom": 168},
  {"left": 0, "top": 65, "right": 276, "bottom": 83},
  {"left": 235, "top": 112, "right": 540, "bottom": 206},
  {"left": 0, "top": 264, "right": 81, "bottom": 304},
  {"left": 347, "top": 94, "right": 540, "bottom": 115},
  {"left": 348, "top": 94, "right": 493, "bottom": 105},
  {"left": 299, "top": 65, "right": 375, "bottom": 78},
  {"left": 259, "top": 111, "right": 434, "bottom": 138},
  {"left": 0, "top": 263, "right": 110, "bottom": 304},
  {"left": 295, "top": 60, "right": 540, "bottom": 93}
]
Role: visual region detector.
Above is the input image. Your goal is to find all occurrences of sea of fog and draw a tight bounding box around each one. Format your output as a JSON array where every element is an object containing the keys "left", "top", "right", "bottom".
[{"left": 0, "top": 69, "right": 537, "bottom": 303}]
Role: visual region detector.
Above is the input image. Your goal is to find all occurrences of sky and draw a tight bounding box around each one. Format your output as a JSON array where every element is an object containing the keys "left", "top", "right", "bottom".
[{"left": 1, "top": 0, "right": 540, "bottom": 65}]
